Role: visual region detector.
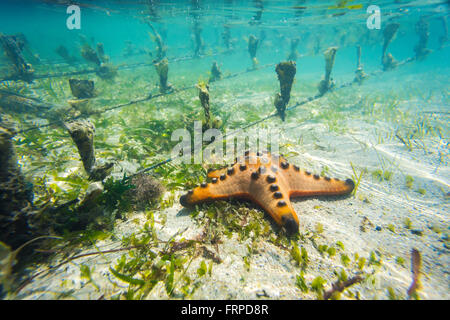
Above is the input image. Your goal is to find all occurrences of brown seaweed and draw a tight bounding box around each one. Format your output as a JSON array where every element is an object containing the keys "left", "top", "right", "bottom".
[
  {"left": 0, "top": 33, "right": 34, "bottom": 83},
  {"left": 322, "top": 275, "right": 363, "bottom": 300},
  {"left": 209, "top": 61, "right": 222, "bottom": 83},
  {"left": 153, "top": 57, "right": 172, "bottom": 93},
  {"left": 197, "top": 81, "right": 211, "bottom": 129},
  {"left": 438, "top": 16, "right": 448, "bottom": 50},
  {"left": 96, "top": 42, "right": 110, "bottom": 63},
  {"left": 407, "top": 248, "right": 422, "bottom": 299},
  {"left": 414, "top": 17, "right": 431, "bottom": 60},
  {"left": 274, "top": 61, "right": 296, "bottom": 121},
  {"left": 81, "top": 43, "right": 101, "bottom": 66},
  {"left": 318, "top": 47, "right": 337, "bottom": 96},
  {"left": 65, "top": 119, "right": 96, "bottom": 174},
  {"left": 55, "top": 45, "right": 76, "bottom": 64},
  {"left": 353, "top": 45, "right": 367, "bottom": 85},
  {"left": 0, "top": 89, "right": 53, "bottom": 114},
  {"left": 287, "top": 38, "right": 300, "bottom": 61},
  {"left": 382, "top": 23, "right": 400, "bottom": 70},
  {"left": 0, "top": 117, "right": 35, "bottom": 248},
  {"left": 248, "top": 34, "right": 259, "bottom": 69},
  {"left": 69, "top": 79, "right": 95, "bottom": 99}
]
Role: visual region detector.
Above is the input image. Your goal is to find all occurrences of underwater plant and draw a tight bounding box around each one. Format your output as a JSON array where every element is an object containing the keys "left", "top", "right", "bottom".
[
  {"left": 81, "top": 43, "right": 101, "bottom": 66},
  {"left": 125, "top": 173, "right": 164, "bottom": 210},
  {"left": 0, "top": 89, "right": 53, "bottom": 114},
  {"left": 353, "top": 45, "right": 367, "bottom": 85},
  {"left": 55, "top": 45, "right": 76, "bottom": 64},
  {"left": 414, "top": 17, "right": 431, "bottom": 60},
  {"left": 247, "top": 34, "right": 259, "bottom": 69},
  {"left": 382, "top": 23, "right": 400, "bottom": 70},
  {"left": 0, "top": 116, "right": 35, "bottom": 248},
  {"left": 287, "top": 38, "right": 300, "bottom": 61},
  {"left": 153, "top": 58, "right": 173, "bottom": 93},
  {"left": 192, "top": 20, "right": 204, "bottom": 58},
  {"left": 96, "top": 63, "right": 118, "bottom": 81},
  {"left": 222, "top": 24, "right": 232, "bottom": 50},
  {"left": 68, "top": 79, "right": 96, "bottom": 99},
  {"left": 209, "top": 61, "right": 222, "bottom": 83},
  {"left": 96, "top": 42, "right": 110, "bottom": 63},
  {"left": 318, "top": 47, "right": 338, "bottom": 96},
  {"left": 0, "top": 33, "right": 34, "bottom": 83},
  {"left": 274, "top": 61, "right": 296, "bottom": 121},
  {"left": 438, "top": 16, "right": 448, "bottom": 50},
  {"left": 65, "top": 119, "right": 96, "bottom": 174},
  {"left": 147, "top": 23, "right": 167, "bottom": 60},
  {"left": 196, "top": 81, "right": 211, "bottom": 130}
]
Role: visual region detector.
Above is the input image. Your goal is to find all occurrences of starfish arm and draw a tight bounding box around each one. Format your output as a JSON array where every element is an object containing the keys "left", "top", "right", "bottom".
[
  {"left": 280, "top": 165, "right": 354, "bottom": 197},
  {"left": 207, "top": 167, "right": 228, "bottom": 179},
  {"left": 248, "top": 182, "right": 299, "bottom": 233},
  {"left": 180, "top": 163, "right": 250, "bottom": 206}
]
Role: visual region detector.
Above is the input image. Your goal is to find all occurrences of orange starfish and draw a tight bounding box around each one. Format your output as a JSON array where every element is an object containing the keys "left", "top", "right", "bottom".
[{"left": 180, "top": 151, "right": 354, "bottom": 234}]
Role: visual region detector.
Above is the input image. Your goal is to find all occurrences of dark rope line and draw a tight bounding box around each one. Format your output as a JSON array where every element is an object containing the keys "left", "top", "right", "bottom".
[
  {"left": 16, "top": 63, "right": 276, "bottom": 134},
  {"left": 0, "top": 48, "right": 238, "bottom": 83},
  {"left": 132, "top": 56, "right": 421, "bottom": 177}
]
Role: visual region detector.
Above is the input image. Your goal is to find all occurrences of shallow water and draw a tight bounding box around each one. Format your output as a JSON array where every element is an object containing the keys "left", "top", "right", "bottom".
[{"left": 0, "top": 1, "right": 449, "bottom": 300}]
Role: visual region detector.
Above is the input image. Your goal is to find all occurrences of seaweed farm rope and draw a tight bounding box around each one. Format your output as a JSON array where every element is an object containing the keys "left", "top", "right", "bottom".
[
  {"left": 0, "top": 48, "right": 239, "bottom": 83},
  {"left": 16, "top": 63, "right": 276, "bottom": 134},
  {"left": 133, "top": 56, "right": 421, "bottom": 177}
]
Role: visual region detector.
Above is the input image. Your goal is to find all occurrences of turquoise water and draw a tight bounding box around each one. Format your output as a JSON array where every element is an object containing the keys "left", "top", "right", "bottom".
[{"left": 0, "top": 0, "right": 449, "bottom": 300}]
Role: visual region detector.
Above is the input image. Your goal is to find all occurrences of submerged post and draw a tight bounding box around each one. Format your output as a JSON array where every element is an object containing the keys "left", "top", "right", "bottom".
[
  {"left": 274, "top": 61, "right": 296, "bottom": 121},
  {"left": 318, "top": 47, "right": 338, "bottom": 96},
  {"left": 382, "top": 22, "right": 400, "bottom": 70}
]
